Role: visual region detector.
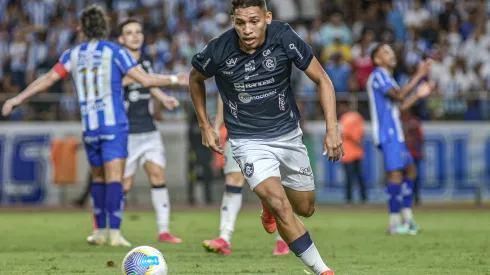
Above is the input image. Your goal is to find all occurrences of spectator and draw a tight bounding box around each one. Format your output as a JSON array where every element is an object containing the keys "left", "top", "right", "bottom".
[
  {"left": 319, "top": 12, "right": 352, "bottom": 47},
  {"left": 401, "top": 109, "right": 424, "bottom": 205},
  {"left": 324, "top": 52, "right": 353, "bottom": 94},
  {"left": 339, "top": 101, "right": 367, "bottom": 204},
  {"left": 404, "top": 0, "right": 431, "bottom": 31}
]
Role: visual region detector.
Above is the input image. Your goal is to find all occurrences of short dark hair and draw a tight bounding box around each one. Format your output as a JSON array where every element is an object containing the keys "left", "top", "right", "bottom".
[
  {"left": 231, "top": 0, "right": 267, "bottom": 15},
  {"left": 118, "top": 18, "right": 141, "bottom": 35},
  {"left": 370, "top": 43, "right": 384, "bottom": 65},
  {"left": 80, "top": 5, "right": 110, "bottom": 40}
]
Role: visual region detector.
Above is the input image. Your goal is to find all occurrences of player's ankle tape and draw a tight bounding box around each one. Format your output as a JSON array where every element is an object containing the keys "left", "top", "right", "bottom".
[
  {"left": 288, "top": 231, "right": 313, "bottom": 257},
  {"left": 152, "top": 184, "right": 167, "bottom": 189},
  {"left": 225, "top": 185, "right": 242, "bottom": 193}
]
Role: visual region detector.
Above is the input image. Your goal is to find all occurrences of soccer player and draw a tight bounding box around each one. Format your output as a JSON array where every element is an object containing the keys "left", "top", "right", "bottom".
[
  {"left": 189, "top": 1, "right": 342, "bottom": 274},
  {"left": 1, "top": 5, "right": 188, "bottom": 246},
  {"left": 367, "top": 44, "right": 434, "bottom": 234},
  {"left": 202, "top": 96, "right": 289, "bottom": 256},
  {"left": 118, "top": 18, "right": 182, "bottom": 243}
]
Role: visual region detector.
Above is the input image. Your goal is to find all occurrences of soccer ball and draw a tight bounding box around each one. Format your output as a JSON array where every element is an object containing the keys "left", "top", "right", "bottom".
[{"left": 122, "top": 246, "right": 168, "bottom": 275}]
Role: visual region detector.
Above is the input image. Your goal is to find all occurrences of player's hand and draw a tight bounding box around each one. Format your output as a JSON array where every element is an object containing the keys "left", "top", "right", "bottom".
[
  {"left": 416, "top": 81, "right": 436, "bottom": 98},
  {"left": 2, "top": 97, "right": 21, "bottom": 117},
  {"left": 176, "top": 73, "right": 189, "bottom": 86},
  {"left": 323, "top": 126, "right": 344, "bottom": 162},
  {"left": 416, "top": 59, "right": 433, "bottom": 77},
  {"left": 201, "top": 124, "right": 223, "bottom": 155},
  {"left": 162, "top": 95, "right": 180, "bottom": 111}
]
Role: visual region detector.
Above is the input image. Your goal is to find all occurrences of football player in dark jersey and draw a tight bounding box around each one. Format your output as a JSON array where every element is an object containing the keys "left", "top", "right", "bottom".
[
  {"left": 189, "top": 1, "right": 342, "bottom": 274},
  {"left": 118, "top": 18, "right": 182, "bottom": 243}
]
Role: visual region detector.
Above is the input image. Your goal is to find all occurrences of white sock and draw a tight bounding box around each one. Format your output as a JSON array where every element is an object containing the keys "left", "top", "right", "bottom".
[
  {"left": 219, "top": 187, "right": 242, "bottom": 244},
  {"left": 276, "top": 230, "right": 284, "bottom": 241},
  {"left": 151, "top": 186, "right": 170, "bottom": 234},
  {"left": 389, "top": 214, "right": 401, "bottom": 228},
  {"left": 402, "top": 208, "right": 413, "bottom": 222},
  {"left": 299, "top": 243, "right": 331, "bottom": 275}
]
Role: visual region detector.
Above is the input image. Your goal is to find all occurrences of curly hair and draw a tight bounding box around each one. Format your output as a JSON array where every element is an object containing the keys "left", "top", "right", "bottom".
[
  {"left": 231, "top": 0, "right": 267, "bottom": 14},
  {"left": 80, "top": 5, "right": 110, "bottom": 40}
]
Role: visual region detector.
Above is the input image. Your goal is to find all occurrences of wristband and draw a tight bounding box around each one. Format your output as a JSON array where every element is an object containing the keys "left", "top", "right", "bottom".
[{"left": 170, "top": 75, "right": 178, "bottom": 85}]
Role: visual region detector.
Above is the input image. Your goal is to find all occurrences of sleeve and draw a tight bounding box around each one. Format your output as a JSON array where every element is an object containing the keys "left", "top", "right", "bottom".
[
  {"left": 373, "top": 70, "right": 395, "bottom": 95},
  {"left": 281, "top": 24, "right": 314, "bottom": 71},
  {"left": 53, "top": 49, "right": 72, "bottom": 79},
  {"left": 113, "top": 46, "right": 138, "bottom": 75},
  {"left": 191, "top": 39, "right": 218, "bottom": 78}
]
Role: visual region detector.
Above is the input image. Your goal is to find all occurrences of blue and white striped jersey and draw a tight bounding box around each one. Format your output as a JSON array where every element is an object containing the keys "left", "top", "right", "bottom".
[
  {"left": 366, "top": 67, "right": 405, "bottom": 146},
  {"left": 55, "top": 40, "right": 137, "bottom": 132}
]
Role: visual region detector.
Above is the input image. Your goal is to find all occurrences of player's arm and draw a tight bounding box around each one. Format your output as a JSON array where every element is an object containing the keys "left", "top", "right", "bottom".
[
  {"left": 214, "top": 95, "right": 224, "bottom": 133},
  {"left": 150, "top": 88, "right": 180, "bottom": 111},
  {"left": 399, "top": 81, "right": 436, "bottom": 111},
  {"left": 2, "top": 68, "right": 61, "bottom": 116},
  {"left": 303, "top": 57, "right": 344, "bottom": 160},
  {"left": 386, "top": 60, "right": 432, "bottom": 101},
  {"left": 125, "top": 66, "right": 188, "bottom": 88}
]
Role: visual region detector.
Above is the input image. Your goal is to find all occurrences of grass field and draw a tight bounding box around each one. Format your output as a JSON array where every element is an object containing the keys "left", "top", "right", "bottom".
[{"left": 1, "top": 208, "right": 489, "bottom": 275}]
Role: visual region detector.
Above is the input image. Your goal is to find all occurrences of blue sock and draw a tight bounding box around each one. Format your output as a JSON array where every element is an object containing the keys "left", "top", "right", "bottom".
[
  {"left": 386, "top": 183, "right": 402, "bottom": 214},
  {"left": 225, "top": 185, "right": 242, "bottom": 194},
  {"left": 288, "top": 231, "right": 313, "bottom": 257},
  {"left": 403, "top": 178, "right": 414, "bottom": 209},
  {"left": 106, "top": 182, "right": 124, "bottom": 229},
  {"left": 90, "top": 182, "right": 106, "bottom": 229}
]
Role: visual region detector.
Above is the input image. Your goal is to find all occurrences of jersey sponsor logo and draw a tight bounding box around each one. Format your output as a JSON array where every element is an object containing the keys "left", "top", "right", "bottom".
[
  {"left": 238, "top": 90, "right": 277, "bottom": 103},
  {"left": 202, "top": 58, "right": 211, "bottom": 70},
  {"left": 226, "top": 58, "right": 238, "bottom": 68},
  {"left": 221, "top": 70, "right": 234, "bottom": 75},
  {"left": 128, "top": 90, "right": 151, "bottom": 102},
  {"left": 278, "top": 90, "right": 286, "bottom": 111},
  {"left": 262, "top": 57, "right": 277, "bottom": 72},
  {"left": 262, "top": 48, "right": 272, "bottom": 56},
  {"left": 233, "top": 77, "right": 276, "bottom": 92},
  {"left": 83, "top": 134, "right": 116, "bottom": 143},
  {"left": 244, "top": 73, "right": 258, "bottom": 80},
  {"left": 80, "top": 101, "right": 107, "bottom": 115},
  {"left": 244, "top": 163, "right": 254, "bottom": 178},
  {"left": 299, "top": 166, "right": 313, "bottom": 177},
  {"left": 289, "top": 44, "right": 304, "bottom": 60},
  {"left": 229, "top": 101, "right": 238, "bottom": 119},
  {"left": 245, "top": 60, "right": 255, "bottom": 72}
]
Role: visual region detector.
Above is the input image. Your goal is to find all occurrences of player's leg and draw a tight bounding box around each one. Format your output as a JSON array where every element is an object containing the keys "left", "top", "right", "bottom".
[
  {"left": 203, "top": 140, "right": 243, "bottom": 255},
  {"left": 101, "top": 127, "right": 131, "bottom": 247},
  {"left": 343, "top": 162, "right": 354, "bottom": 204},
  {"left": 255, "top": 179, "right": 333, "bottom": 275},
  {"left": 402, "top": 160, "right": 419, "bottom": 234},
  {"left": 355, "top": 159, "right": 367, "bottom": 204}
]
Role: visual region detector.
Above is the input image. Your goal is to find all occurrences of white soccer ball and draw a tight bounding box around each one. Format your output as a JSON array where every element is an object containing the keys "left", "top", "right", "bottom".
[{"left": 122, "top": 246, "right": 168, "bottom": 275}]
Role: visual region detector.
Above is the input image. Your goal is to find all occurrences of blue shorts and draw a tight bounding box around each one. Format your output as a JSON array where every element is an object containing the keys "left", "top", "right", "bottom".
[
  {"left": 83, "top": 125, "right": 129, "bottom": 167},
  {"left": 378, "top": 140, "right": 414, "bottom": 172}
]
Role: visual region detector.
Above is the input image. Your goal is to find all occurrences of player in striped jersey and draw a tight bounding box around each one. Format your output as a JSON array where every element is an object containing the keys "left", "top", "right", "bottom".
[
  {"left": 367, "top": 44, "right": 434, "bottom": 235},
  {"left": 1, "top": 5, "right": 188, "bottom": 247}
]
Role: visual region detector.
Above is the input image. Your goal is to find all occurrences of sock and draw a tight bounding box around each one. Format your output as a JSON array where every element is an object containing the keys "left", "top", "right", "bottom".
[
  {"left": 402, "top": 178, "right": 414, "bottom": 222},
  {"left": 90, "top": 182, "right": 106, "bottom": 229},
  {"left": 288, "top": 231, "right": 330, "bottom": 275},
  {"left": 276, "top": 230, "right": 284, "bottom": 241},
  {"left": 106, "top": 182, "right": 124, "bottom": 229},
  {"left": 219, "top": 185, "right": 242, "bottom": 244},
  {"left": 386, "top": 183, "right": 402, "bottom": 227},
  {"left": 151, "top": 184, "right": 170, "bottom": 234}
]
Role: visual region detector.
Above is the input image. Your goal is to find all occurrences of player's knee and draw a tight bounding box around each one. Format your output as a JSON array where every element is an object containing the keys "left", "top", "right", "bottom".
[
  {"left": 225, "top": 172, "right": 245, "bottom": 187},
  {"left": 296, "top": 202, "right": 315, "bottom": 218},
  {"left": 387, "top": 171, "right": 404, "bottom": 184}
]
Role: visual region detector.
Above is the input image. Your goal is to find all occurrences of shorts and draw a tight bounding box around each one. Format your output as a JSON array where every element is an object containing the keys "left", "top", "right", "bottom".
[
  {"left": 83, "top": 125, "right": 129, "bottom": 167},
  {"left": 229, "top": 127, "right": 314, "bottom": 191},
  {"left": 224, "top": 140, "right": 241, "bottom": 174},
  {"left": 124, "top": 131, "right": 166, "bottom": 178},
  {"left": 379, "top": 140, "right": 414, "bottom": 172}
]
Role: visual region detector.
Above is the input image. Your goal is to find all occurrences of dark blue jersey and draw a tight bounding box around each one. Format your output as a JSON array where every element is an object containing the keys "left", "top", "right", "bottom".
[{"left": 191, "top": 21, "right": 314, "bottom": 139}]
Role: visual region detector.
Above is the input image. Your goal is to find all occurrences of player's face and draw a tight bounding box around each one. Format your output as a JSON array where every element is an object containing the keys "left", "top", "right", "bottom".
[
  {"left": 378, "top": 45, "right": 397, "bottom": 69},
  {"left": 119, "top": 22, "right": 144, "bottom": 51},
  {"left": 232, "top": 6, "right": 272, "bottom": 52}
]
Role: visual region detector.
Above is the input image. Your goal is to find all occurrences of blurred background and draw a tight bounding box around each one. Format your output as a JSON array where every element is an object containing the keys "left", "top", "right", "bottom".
[{"left": 1, "top": 0, "right": 490, "bottom": 208}]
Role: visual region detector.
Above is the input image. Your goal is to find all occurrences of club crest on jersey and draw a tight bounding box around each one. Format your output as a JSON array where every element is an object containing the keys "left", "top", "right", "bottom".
[
  {"left": 262, "top": 57, "right": 277, "bottom": 72},
  {"left": 226, "top": 58, "right": 238, "bottom": 68},
  {"left": 245, "top": 60, "right": 255, "bottom": 72},
  {"left": 244, "top": 163, "right": 254, "bottom": 178}
]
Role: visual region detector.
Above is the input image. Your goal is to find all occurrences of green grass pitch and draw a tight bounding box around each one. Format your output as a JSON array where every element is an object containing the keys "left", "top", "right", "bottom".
[{"left": 0, "top": 209, "right": 489, "bottom": 275}]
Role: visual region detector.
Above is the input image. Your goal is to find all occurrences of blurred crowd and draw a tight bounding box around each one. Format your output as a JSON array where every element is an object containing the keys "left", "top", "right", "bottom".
[{"left": 1, "top": 0, "right": 490, "bottom": 121}]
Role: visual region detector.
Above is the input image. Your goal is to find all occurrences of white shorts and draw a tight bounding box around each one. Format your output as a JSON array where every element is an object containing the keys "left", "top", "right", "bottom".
[
  {"left": 124, "top": 131, "right": 166, "bottom": 178},
  {"left": 229, "top": 127, "right": 315, "bottom": 191},
  {"left": 224, "top": 140, "right": 242, "bottom": 174}
]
